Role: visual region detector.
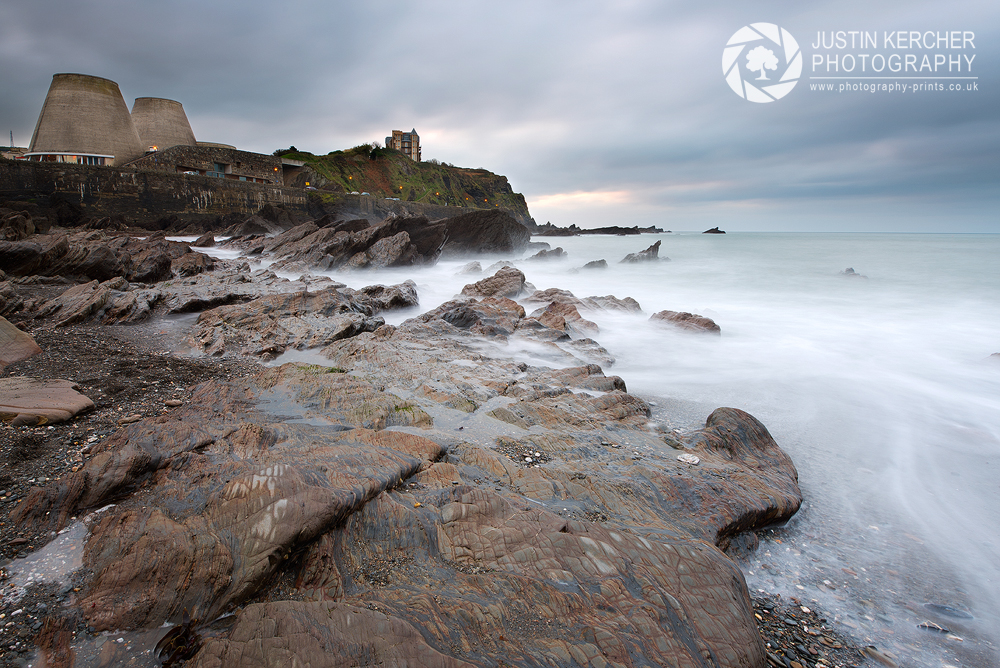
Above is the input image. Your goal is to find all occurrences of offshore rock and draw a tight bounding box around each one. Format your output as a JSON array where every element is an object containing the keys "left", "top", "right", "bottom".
[
  {"left": 620, "top": 240, "right": 663, "bottom": 263},
  {"left": 650, "top": 309, "right": 722, "bottom": 335}
]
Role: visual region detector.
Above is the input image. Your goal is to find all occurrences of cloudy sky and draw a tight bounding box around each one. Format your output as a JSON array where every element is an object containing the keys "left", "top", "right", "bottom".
[{"left": 2, "top": 0, "right": 997, "bottom": 231}]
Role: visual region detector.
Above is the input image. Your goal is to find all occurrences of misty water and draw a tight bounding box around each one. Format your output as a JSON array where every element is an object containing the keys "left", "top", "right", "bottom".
[{"left": 197, "top": 232, "right": 1000, "bottom": 666}]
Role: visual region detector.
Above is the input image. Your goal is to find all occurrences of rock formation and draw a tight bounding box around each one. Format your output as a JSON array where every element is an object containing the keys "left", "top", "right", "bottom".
[
  {"left": 620, "top": 240, "right": 665, "bottom": 263},
  {"left": 650, "top": 309, "right": 722, "bottom": 335}
]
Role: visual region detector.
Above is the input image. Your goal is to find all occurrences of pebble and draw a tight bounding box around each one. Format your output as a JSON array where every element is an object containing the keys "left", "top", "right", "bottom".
[
  {"left": 118, "top": 414, "right": 142, "bottom": 424},
  {"left": 164, "top": 399, "right": 183, "bottom": 407}
]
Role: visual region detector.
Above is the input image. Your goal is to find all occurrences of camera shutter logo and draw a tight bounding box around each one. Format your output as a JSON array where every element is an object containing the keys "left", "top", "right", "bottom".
[{"left": 723, "top": 23, "right": 801, "bottom": 103}]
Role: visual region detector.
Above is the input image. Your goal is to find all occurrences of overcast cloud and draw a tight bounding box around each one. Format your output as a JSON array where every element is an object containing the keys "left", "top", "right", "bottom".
[{"left": 1, "top": 0, "right": 996, "bottom": 231}]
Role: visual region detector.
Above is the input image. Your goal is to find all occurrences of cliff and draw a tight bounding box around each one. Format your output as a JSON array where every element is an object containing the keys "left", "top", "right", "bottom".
[{"left": 279, "top": 146, "right": 535, "bottom": 228}]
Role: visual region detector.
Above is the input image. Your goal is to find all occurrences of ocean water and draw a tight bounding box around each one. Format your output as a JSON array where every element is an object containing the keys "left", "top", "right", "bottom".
[{"left": 197, "top": 232, "right": 1000, "bottom": 667}]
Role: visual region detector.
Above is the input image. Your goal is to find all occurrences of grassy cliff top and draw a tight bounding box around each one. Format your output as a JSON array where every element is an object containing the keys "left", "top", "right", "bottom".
[{"left": 277, "top": 145, "right": 532, "bottom": 223}]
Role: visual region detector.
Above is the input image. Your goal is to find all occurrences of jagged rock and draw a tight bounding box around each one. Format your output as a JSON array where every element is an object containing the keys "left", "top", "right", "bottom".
[
  {"left": 14, "top": 280, "right": 801, "bottom": 668},
  {"left": 34, "top": 278, "right": 161, "bottom": 327},
  {"left": 436, "top": 209, "right": 530, "bottom": 256},
  {"left": 344, "top": 231, "right": 415, "bottom": 269},
  {"left": 581, "top": 259, "right": 607, "bottom": 269},
  {"left": 0, "top": 281, "right": 25, "bottom": 317},
  {"left": 650, "top": 309, "right": 721, "bottom": 335},
  {"left": 172, "top": 251, "right": 215, "bottom": 277},
  {"left": 460, "top": 266, "right": 527, "bottom": 299},
  {"left": 530, "top": 302, "right": 599, "bottom": 337},
  {"left": 420, "top": 296, "right": 525, "bottom": 338},
  {"left": 527, "top": 246, "right": 566, "bottom": 261},
  {"left": 524, "top": 288, "right": 642, "bottom": 313},
  {"left": 189, "top": 282, "right": 416, "bottom": 356},
  {"left": 455, "top": 261, "right": 482, "bottom": 275},
  {"left": 192, "top": 232, "right": 216, "bottom": 247},
  {"left": 223, "top": 215, "right": 286, "bottom": 237},
  {"left": 620, "top": 240, "right": 664, "bottom": 263},
  {"left": 703, "top": 227, "right": 726, "bottom": 234},
  {"left": 1, "top": 212, "right": 34, "bottom": 240}
]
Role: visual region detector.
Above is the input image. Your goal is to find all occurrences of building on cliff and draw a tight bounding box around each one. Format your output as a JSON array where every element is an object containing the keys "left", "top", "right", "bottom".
[
  {"left": 26, "top": 73, "right": 145, "bottom": 166},
  {"left": 385, "top": 129, "right": 421, "bottom": 161},
  {"left": 22, "top": 73, "right": 287, "bottom": 185}
]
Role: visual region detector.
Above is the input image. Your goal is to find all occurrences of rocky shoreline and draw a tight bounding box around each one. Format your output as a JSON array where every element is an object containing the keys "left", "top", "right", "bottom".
[{"left": 1, "top": 214, "right": 871, "bottom": 668}]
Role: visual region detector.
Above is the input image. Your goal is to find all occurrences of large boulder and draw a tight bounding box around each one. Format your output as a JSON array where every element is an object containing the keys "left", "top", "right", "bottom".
[
  {"left": 460, "top": 266, "right": 528, "bottom": 298},
  {"left": 436, "top": 209, "right": 530, "bottom": 256}
]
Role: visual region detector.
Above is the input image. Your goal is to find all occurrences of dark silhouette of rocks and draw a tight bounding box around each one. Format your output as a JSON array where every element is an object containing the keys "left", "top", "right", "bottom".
[
  {"left": 650, "top": 309, "right": 722, "bottom": 335},
  {"left": 581, "top": 259, "right": 607, "bottom": 269},
  {"left": 703, "top": 227, "right": 726, "bottom": 234}
]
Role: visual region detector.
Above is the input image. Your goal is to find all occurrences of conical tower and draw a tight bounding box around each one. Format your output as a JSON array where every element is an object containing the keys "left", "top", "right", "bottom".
[
  {"left": 131, "top": 97, "right": 196, "bottom": 151},
  {"left": 28, "top": 73, "right": 144, "bottom": 165}
]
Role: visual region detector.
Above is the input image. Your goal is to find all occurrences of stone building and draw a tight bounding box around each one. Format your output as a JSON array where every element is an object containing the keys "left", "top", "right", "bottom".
[{"left": 385, "top": 129, "right": 421, "bottom": 161}]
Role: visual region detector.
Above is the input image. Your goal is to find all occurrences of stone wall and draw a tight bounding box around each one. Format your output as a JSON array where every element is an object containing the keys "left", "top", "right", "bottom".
[
  {"left": 0, "top": 159, "right": 309, "bottom": 225},
  {"left": 127, "top": 145, "right": 282, "bottom": 183}
]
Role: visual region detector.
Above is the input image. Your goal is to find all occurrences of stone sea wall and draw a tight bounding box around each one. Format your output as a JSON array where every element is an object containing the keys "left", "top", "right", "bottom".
[{"left": 0, "top": 159, "right": 310, "bottom": 225}]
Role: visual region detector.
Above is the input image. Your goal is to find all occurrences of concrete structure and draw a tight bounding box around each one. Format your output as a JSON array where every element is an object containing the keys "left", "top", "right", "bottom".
[
  {"left": 385, "top": 129, "right": 421, "bottom": 161},
  {"left": 26, "top": 73, "right": 144, "bottom": 166},
  {"left": 127, "top": 144, "right": 283, "bottom": 184},
  {"left": 130, "top": 97, "right": 196, "bottom": 151}
]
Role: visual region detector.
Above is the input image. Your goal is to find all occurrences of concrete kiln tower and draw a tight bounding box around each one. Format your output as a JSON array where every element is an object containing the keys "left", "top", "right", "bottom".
[
  {"left": 131, "top": 97, "right": 197, "bottom": 151},
  {"left": 27, "top": 73, "right": 144, "bottom": 166}
]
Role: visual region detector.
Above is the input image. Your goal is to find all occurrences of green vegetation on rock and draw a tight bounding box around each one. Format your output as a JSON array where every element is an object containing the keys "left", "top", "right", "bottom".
[{"left": 275, "top": 145, "right": 531, "bottom": 222}]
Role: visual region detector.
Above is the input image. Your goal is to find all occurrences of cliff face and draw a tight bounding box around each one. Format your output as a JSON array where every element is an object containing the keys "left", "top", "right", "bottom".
[{"left": 281, "top": 147, "right": 534, "bottom": 227}]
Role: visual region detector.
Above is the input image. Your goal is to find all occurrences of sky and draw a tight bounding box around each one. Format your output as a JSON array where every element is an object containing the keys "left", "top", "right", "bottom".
[{"left": 1, "top": 0, "right": 997, "bottom": 232}]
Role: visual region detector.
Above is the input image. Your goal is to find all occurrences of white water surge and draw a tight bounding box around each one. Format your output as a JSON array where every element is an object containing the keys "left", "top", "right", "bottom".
[{"left": 193, "top": 231, "right": 999, "bottom": 667}]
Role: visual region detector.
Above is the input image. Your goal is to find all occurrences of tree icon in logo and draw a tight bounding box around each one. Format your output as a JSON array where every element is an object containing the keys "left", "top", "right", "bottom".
[
  {"left": 746, "top": 45, "right": 778, "bottom": 80},
  {"left": 722, "top": 23, "right": 801, "bottom": 103}
]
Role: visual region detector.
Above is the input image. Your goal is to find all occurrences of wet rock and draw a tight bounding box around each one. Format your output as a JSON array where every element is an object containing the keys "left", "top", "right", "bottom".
[
  {"left": 524, "top": 288, "right": 642, "bottom": 313},
  {"left": 33, "top": 278, "right": 161, "bottom": 327},
  {"left": 189, "top": 282, "right": 415, "bottom": 356},
  {"left": 529, "top": 301, "right": 599, "bottom": 337},
  {"left": 650, "top": 309, "right": 721, "bottom": 335},
  {"left": 703, "top": 227, "right": 726, "bottom": 234},
  {"left": 191, "top": 233, "right": 216, "bottom": 248},
  {"left": 10, "top": 285, "right": 802, "bottom": 668},
  {"left": 840, "top": 267, "right": 867, "bottom": 278},
  {"left": 460, "top": 266, "right": 527, "bottom": 299},
  {"left": 527, "top": 247, "right": 566, "bottom": 261},
  {"left": 581, "top": 259, "right": 607, "bottom": 270},
  {"left": 455, "top": 261, "right": 482, "bottom": 275},
  {"left": 172, "top": 251, "right": 215, "bottom": 277},
  {"left": 620, "top": 240, "right": 663, "bottom": 263}
]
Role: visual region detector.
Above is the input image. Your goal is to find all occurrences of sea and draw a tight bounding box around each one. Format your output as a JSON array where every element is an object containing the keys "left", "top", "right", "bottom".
[{"left": 204, "top": 231, "right": 1000, "bottom": 667}]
